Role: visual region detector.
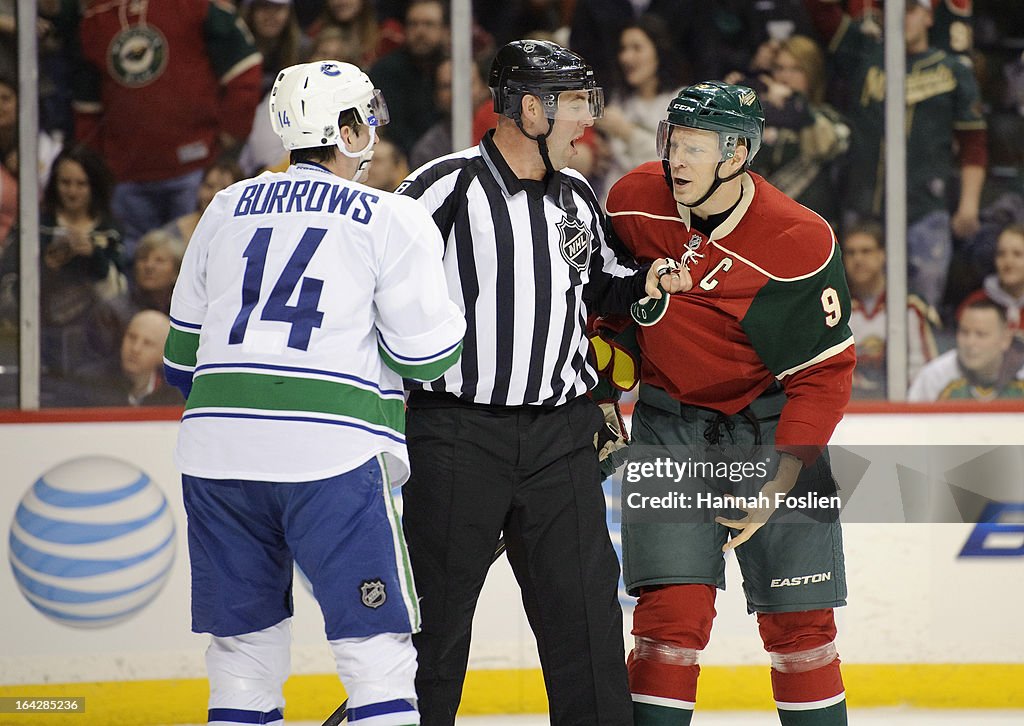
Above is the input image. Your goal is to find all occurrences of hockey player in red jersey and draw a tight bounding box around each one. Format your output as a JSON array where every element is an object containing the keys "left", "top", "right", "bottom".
[{"left": 606, "top": 81, "right": 855, "bottom": 725}]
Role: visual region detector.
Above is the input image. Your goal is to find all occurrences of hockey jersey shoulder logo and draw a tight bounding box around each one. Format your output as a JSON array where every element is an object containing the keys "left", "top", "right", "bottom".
[
  {"left": 557, "top": 215, "right": 592, "bottom": 272},
  {"left": 108, "top": 25, "right": 168, "bottom": 88}
]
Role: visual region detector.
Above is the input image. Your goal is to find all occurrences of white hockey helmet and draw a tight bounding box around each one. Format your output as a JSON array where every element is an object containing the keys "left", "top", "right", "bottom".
[{"left": 269, "top": 61, "right": 390, "bottom": 151}]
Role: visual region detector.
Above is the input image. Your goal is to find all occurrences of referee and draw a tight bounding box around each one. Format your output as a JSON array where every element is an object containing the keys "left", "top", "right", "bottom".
[{"left": 396, "top": 40, "right": 686, "bottom": 726}]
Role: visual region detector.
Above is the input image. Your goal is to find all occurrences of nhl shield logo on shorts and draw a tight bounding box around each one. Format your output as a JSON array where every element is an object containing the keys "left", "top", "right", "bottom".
[
  {"left": 360, "top": 579, "right": 387, "bottom": 609},
  {"left": 557, "top": 215, "right": 592, "bottom": 272}
]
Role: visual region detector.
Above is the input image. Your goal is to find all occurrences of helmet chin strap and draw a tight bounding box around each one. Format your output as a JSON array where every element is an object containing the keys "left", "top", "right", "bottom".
[
  {"left": 337, "top": 125, "right": 377, "bottom": 182},
  {"left": 517, "top": 116, "right": 557, "bottom": 176},
  {"left": 663, "top": 158, "right": 745, "bottom": 209}
]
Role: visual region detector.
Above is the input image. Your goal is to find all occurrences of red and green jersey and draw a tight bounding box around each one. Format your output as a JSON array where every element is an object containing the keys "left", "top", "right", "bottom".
[
  {"left": 74, "top": 0, "right": 262, "bottom": 183},
  {"left": 607, "top": 164, "right": 855, "bottom": 462}
]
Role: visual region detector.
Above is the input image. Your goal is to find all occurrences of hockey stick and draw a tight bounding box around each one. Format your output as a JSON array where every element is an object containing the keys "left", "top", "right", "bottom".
[
  {"left": 320, "top": 538, "right": 508, "bottom": 725},
  {"left": 322, "top": 699, "right": 348, "bottom": 726}
]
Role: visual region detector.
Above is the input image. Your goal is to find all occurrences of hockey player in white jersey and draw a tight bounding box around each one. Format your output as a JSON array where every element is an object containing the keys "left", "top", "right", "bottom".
[{"left": 163, "top": 61, "right": 465, "bottom": 726}]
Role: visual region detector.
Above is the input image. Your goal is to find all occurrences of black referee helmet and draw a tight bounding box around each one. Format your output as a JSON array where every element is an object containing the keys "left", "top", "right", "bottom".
[
  {"left": 489, "top": 39, "right": 604, "bottom": 174},
  {"left": 489, "top": 39, "right": 600, "bottom": 122}
]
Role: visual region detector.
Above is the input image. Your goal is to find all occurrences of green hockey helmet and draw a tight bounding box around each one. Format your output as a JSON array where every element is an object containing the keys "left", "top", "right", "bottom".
[{"left": 656, "top": 81, "right": 765, "bottom": 165}]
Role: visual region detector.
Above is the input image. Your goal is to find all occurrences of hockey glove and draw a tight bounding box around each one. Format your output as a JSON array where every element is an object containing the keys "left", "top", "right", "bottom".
[
  {"left": 595, "top": 400, "right": 629, "bottom": 478},
  {"left": 587, "top": 317, "right": 641, "bottom": 477},
  {"left": 588, "top": 328, "right": 640, "bottom": 392}
]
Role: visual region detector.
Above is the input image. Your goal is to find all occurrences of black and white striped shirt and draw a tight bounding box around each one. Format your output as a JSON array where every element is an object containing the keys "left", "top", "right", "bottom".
[{"left": 397, "top": 131, "right": 646, "bottom": 407}]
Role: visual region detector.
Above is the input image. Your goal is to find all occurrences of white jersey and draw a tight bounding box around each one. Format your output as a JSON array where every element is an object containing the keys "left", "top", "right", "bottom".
[
  {"left": 164, "top": 162, "right": 465, "bottom": 483},
  {"left": 849, "top": 292, "right": 938, "bottom": 398},
  {"left": 908, "top": 349, "right": 1024, "bottom": 401}
]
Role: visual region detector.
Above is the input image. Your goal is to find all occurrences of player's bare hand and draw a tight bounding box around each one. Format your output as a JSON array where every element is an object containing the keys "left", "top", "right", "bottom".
[
  {"left": 645, "top": 258, "right": 692, "bottom": 299},
  {"left": 715, "top": 453, "right": 802, "bottom": 552}
]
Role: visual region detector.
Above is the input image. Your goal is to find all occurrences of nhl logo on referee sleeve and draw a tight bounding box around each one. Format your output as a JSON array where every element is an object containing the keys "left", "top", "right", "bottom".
[
  {"left": 360, "top": 579, "right": 387, "bottom": 609},
  {"left": 557, "top": 216, "right": 592, "bottom": 272}
]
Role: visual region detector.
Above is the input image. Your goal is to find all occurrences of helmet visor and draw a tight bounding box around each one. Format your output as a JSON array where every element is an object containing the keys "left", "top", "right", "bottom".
[
  {"left": 551, "top": 88, "right": 605, "bottom": 122},
  {"left": 656, "top": 120, "right": 724, "bottom": 164},
  {"left": 364, "top": 88, "right": 390, "bottom": 127},
  {"left": 656, "top": 119, "right": 676, "bottom": 159}
]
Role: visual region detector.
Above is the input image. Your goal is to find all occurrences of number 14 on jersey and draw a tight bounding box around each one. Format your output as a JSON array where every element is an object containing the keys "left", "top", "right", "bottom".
[{"left": 229, "top": 226, "right": 327, "bottom": 351}]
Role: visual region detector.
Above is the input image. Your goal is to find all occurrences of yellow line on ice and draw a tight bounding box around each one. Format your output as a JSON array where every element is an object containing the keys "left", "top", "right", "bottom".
[{"left": 1, "top": 664, "right": 1022, "bottom": 724}]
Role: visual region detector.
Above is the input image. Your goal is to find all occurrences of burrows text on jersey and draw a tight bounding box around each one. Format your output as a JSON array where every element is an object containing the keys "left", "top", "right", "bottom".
[{"left": 233, "top": 180, "right": 378, "bottom": 224}]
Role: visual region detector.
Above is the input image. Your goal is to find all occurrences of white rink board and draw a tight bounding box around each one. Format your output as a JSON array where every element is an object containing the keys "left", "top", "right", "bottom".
[{"left": 1, "top": 412, "right": 1023, "bottom": 685}]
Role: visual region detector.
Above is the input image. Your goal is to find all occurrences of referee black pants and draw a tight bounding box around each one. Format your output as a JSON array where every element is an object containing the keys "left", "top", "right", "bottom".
[{"left": 402, "top": 392, "right": 632, "bottom": 726}]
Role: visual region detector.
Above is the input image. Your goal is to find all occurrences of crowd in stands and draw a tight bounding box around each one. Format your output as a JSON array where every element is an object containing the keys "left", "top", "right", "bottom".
[{"left": 0, "top": 0, "right": 1022, "bottom": 406}]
